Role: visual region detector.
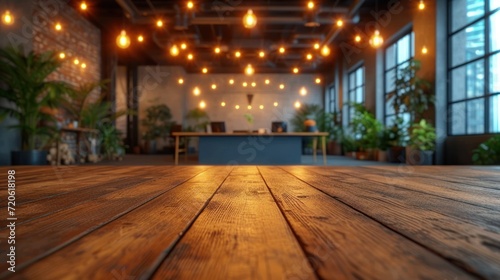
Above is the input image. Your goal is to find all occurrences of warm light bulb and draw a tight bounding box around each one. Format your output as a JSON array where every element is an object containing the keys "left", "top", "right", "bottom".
[
  {"left": 80, "top": 2, "right": 87, "bottom": 11},
  {"left": 243, "top": 82, "right": 248, "bottom": 87},
  {"left": 321, "top": 45, "right": 330, "bottom": 56},
  {"left": 355, "top": 35, "right": 361, "bottom": 42},
  {"left": 59, "top": 52, "right": 66, "bottom": 59},
  {"left": 156, "top": 19, "right": 163, "bottom": 27},
  {"left": 279, "top": 84, "right": 285, "bottom": 89},
  {"left": 315, "top": 78, "right": 321, "bottom": 84},
  {"left": 221, "top": 102, "right": 226, "bottom": 107},
  {"left": 307, "top": 1, "right": 314, "bottom": 9},
  {"left": 259, "top": 51, "right": 265, "bottom": 58},
  {"left": 73, "top": 59, "right": 80, "bottom": 65},
  {"left": 180, "top": 43, "right": 187, "bottom": 49},
  {"left": 187, "top": 53, "right": 193, "bottom": 60},
  {"left": 313, "top": 43, "right": 320, "bottom": 50},
  {"left": 193, "top": 87, "right": 200, "bottom": 96},
  {"left": 170, "top": 45, "right": 180, "bottom": 56},
  {"left": 178, "top": 78, "right": 184, "bottom": 84},
  {"left": 199, "top": 100, "right": 206, "bottom": 109},
  {"left": 211, "top": 84, "right": 217, "bottom": 89},
  {"left": 306, "top": 53, "right": 313, "bottom": 60},
  {"left": 259, "top": 105, "right": 264, "bottom": 110},
  {"left": 336, "top": 19, "right": 343, "bottom": 27},
  {"left": 251, "top": 82, "right": 256, "bottom": 87},
  {"left": 265, "top": 79, "right": 270, "bottom": 84},
  {"left": 279, "top": 47, "right": 285, "bottom": 54},
  {"left": 422, "top": 46, "right": 428, "bottom": 54},
  {"left": 138, "top": 35, "right": 144, "bottom": 42},
  {"left": 214, "top": 47, "right": 220, "bottom": 54},
  {"left": 418, "top": 0, "right": 425, "bottom": 10},
  {"left": 229, "top": 79, "right": 234, "bottom": 84},
  {"left": 81, "top": 63, "right": 87, "bottom": 69},
  {"left": 1, "top": 10, "right": 13, "bottom": 25},
  {"left": 369, "top": 30, "right": 384, "bottom": 48},
  {"left": 247, "top": 105, "right": 252, "bottom": 110},
  {"left": 243, "top": 9, "right": 257, "bottom": 28},
  {"left": 55, "top": 22, "right": 62, "bottom": 31},
  {"left": 300, "top": 87, "right": 307, "bottom": 96},
  {"left": 293, "top": 67, "right": 299, "bottom": 74},
  {"left": 274, "top": 102, "right": 278, "bottom": 107},
  {"left": 235, "top": 51, "right": 241, "bottom": 58},
  {"left": 202, "top": 67, "right": 208, "bottom": 74},
  {"left": 294, "top": 101, "right": 301, "bottom": 108},
  {"left": 116, "top": 30, "right": 131, "bottom": 49},
  {"left": 245, "top": 64, "right": 254, "bottom": 75},
  {"left": 187, "top": 1, "right": 194, "bottom": 9},
  {"left": 235, "top": 105, "right": 240, "bottom": 109}
]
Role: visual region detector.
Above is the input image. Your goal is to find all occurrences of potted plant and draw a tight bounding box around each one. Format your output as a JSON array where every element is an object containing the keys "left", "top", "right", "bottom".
[
  {"left": 408, "top": 119, "right": 436, "bottom": 165},
  {"left": 0, "top": 48, "right": 73, "bottom": 165},
  {"left": 341, "top": 134, "right": 358, "bottom": 158},
  {"left": 349, "top": 103, "right": 382, "bottom": 160},
  {"left": 141, "top": 103, "right": 174, "bottom": 154},
  {"left": 291, "top": 103, "right": 331, "bottom": 154},
  {"left": 472, "top": 135, "right": 500, "bottom": 165},
  {"left": 327, "top": 111, "right": 343, "bottom": 155},
  {"left": 377, "top": 127, "right": 392, "bottom": 162},
  {"left": 386, "top": 117, "right": 408, "bottom": 163},
  {"left": 185, "top": 108, "right": 210, "bottom": 132}
]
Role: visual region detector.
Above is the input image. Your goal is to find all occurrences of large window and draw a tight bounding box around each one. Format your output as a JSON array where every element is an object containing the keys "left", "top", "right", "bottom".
[
  {"left": 448, "top": 0, "right": 500, "bottom": 135},
  {"left": 384, "top": 32, "right": 414, "bottom": 128},
  {"left": 345, "top": 66, "right": 364, "bottom": 125},
  {"left": 325, "top": 85, "right": 337, "bottom": 114}
]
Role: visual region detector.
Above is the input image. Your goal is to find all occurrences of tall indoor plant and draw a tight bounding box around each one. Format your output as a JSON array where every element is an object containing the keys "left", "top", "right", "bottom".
[
  {"left": 408, "top": 119, "right": 436, "bottom": 165},
  {"left": 349, "top": 103, "right": 382, "bottom": 160},
  {"left": 141, "top": 103, "right": 174, "bottom": 154},
  {"left": 0, "top": 47, "right": 73, "bottom": 165}
]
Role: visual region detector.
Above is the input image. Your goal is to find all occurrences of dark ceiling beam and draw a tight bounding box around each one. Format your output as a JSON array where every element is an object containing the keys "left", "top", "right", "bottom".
[
  {"left": 321, "top": 0, "right": 365, "bottom": 45},
  {"left": 190, "top": 17, "right": 343, "bottom": 25},
  {"left": 141, "top": 6, "right": 349, "bottom": 15}
]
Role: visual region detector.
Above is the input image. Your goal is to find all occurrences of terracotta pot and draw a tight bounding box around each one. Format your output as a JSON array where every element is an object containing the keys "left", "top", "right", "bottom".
[{"left": 377, "top": 150, "right": 387, "bottom": 162}]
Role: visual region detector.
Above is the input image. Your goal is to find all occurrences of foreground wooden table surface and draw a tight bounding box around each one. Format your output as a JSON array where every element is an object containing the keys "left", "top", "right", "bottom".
[{"left": 0, "top": 165, "right": 499, "bottom": 279}]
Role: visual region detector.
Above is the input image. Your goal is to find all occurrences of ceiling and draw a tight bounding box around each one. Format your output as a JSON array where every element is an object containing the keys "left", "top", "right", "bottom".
[{"left": 76, "top": 0, "right": 375, "bottom": 73}]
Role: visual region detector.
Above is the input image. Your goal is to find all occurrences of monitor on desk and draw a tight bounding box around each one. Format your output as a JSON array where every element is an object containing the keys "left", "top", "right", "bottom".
[
  {"left": 271, "top": 121, "right": 287, "bottom": 132},
  {"left": 210, "top": 122, "right": 226, "bottom": 133}
]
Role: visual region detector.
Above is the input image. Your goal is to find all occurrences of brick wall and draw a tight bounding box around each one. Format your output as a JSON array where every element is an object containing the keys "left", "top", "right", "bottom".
[{"left": 32, "top": 0, "right": 101, "bottom": 86}]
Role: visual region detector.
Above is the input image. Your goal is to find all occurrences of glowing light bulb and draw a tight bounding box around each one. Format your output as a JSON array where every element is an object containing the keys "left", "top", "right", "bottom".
[
  {"left": 235, "top": 51, "right": 241, "bottom": 58},
  {"left": 315, "top": 78, "right": 321, "bottom": 84},
  {"left": 178, "top": 78, "right": 184, "bottom": 84},
  {"left": 193, "top": 87, "right": 200, "bottom": 96},
  {"left": 187, "top": 1, "right": 194, "bottom": 9},
  {"left": 259, "top": 51, "right": 265, "bottom": 58},
  {"left": 170, "top": 45, "right": 180, "bottom": 56},
  {"left": 243, "top": 82, "right": 248, "bottom": 87},
  {"left": 300, "top": 87, "right": 307, "bottom": 96},
  {"left": 321, "top": 45, "right": 330, "bottom": 56},
  {"left": 251, "top": 82, "right": 256, "bottom": 87},
  {"left": 293, "top": 67, "right": 299, "bottom": 74},
  {"left": 259, "top": 105, "right": 264, "bottom": 110},
  {"left": 306, "top": 53, "right": 313, "bottom": 60},
  {"left": 156, "top": 20, "right": 163, "bottom": 27},
  {"left": 202, "top": 67, "right": 208, "bottom": 74},
  {"left": 279, "top": 47, "right": 285, "bottom": 54},
  {"left": 199, "top": 100, "right": 206, "bottom": 109},
  {"left": 418, "top": 0, "right": 425, "bottom": 10},
  {"left": 187, "top": 53, "right": 193, "bottom": 60},
  {"left": 307, "top": 1, "right": 314, "bottom": 9},
  {"left": 247, "top": 105, "right": 252, "bottom": 110},
  {"left": 336, "top": 19, "right": 343, "bottom": 27},
  {"left": 214, "top": 47, "right": 220, "bottom": 54},
  {"left": 138, "top": 35, "right": 144, "bottom": 42},
  {"left": 80, "top": 2, "right": 87, "bottom": 11},
  {"left": 221, "top": 102, "right": 226, "bottom": 107},
  {"left": 243, "top": 9, "right": 257, "bottom": 28},
  {"left": 116, "top": 30, "right": 131, "bottom": 49},
  {"left": 59, "top": 52, "right": 66, "bottom": 59},
  {"left": 229, "top": 79, "right": 234, "bottom": 84},
  {"left": 211, "top": 84, "right": 217, "bottom": 89},
  {"left": 279, "top": 84, "right": 285, "bottom": 89},
  {"left": 294, "top": 101, "right": 301, "bottom": 108},
  {"left": 355, "top": 35, "right": 361, "bottom": 42},
  {"left": 180, "top": 43, "right": 187, "bottom": 49},
  {"left": 422, "top": 46, "right": 428, "bottom": 54},
  {"left": 313, "top": 43, "right": 320, "bottom": 50},
  {"left": 245, "top": 64, "right": 254, "bottom": 75},
  {"left": 265, "top": 79, "right": 270, "bottom": 84},
  {"left": 74, "top": 59, "right": 80, "bottom": 65},
  {"left": 1, "top": 10, "right": 13, "bottom": 25},
  {"left": 81, "top": 63, "right": 87, "bottom": 69},
  {"left": 235, "top": 105, "right": 240, "bottom": 109},
  {"left": 369, "top": 30, "right": 384, "bottom": 48},
  {"left": 55, "top": 22, "right": 62, "bottom": 31},
  {"left": 273, "top": 102, "right": 278, "bottom": 107}
]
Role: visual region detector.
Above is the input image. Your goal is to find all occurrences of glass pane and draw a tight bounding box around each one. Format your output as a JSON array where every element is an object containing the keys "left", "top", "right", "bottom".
[
  {"left": 385, "top": 69, "right": 396, "bottom": 93},
  {"left": 451, "top": 0, "right": 485, "bottom": 32},
  {"left": 397, "top": 34, "right": 410, "bottom": 64},
  {"left": 386, "top": 45, "right": 396, "bottom": 69},
  {"left": 411, "top": 32, "right": 415, "bottom": 57},
  {"left": 490, "top": 94, "right": 500, "bottom": 132},
  {"left": 349, "top": 73, "right": 355, "bottom": 90},
  {"left": 386, "top": 95, "right": 395, "bottom": 115},
  {"left": 397, "top": 61, "right": 410, "bottom": 72},
  {"left": 356, "top": 87, "right": 363, "bottom": 103},
  {"left": 491, "top": 0, "right": 500, "bottom": 10},
  {"left": 490, "top": 53, "right": 500, "bottom": 92},
  {"left": 467, "top": 98, "right": 485, "bottom": 133},
  {"left": 466, "top": 59, "right": 485, "bottom": 98},
  {"left": 451, "top": 102, "right": 466, "bottom": 135},
  {"left": 491, "top": 11, "right": 500, "bottom": 52},
  {"left": 451, "top": 66, "right": 466, "bottom": 101},
  {"left": 356, "top": 68, "right": 363, "bottom": 86},
  {"left": 350, "top": 91, "right": 357, "bottom": 104},
  {"left": 451, "top": 20, "right": 485, "bottom": 67},
  {"left": 385, "top": 116, "right": 395, "bottom": 127}
]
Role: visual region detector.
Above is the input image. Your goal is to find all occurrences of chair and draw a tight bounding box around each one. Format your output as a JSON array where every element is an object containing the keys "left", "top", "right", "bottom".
[
  {"left": 170, "top": 124, "right": 188, "bottom": 161},
  {"left": 210, "top": 122, "right": 226, "bottom": 133},
  {"left": 272, "top": 121, "right": 287, "bottom": 132}
]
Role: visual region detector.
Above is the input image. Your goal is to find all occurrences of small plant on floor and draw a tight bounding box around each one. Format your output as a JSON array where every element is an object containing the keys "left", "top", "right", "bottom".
[
  {"left": 409, "top": 119, "right": 436, "bottom": 152},
  {"left": 472, "top": 135, "right": 500, "bottom": 165}
]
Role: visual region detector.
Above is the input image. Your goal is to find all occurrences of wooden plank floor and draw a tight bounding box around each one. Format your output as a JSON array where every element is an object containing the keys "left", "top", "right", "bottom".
[{"left": 0, "top": 166, "right": 499, "bottom": 279}]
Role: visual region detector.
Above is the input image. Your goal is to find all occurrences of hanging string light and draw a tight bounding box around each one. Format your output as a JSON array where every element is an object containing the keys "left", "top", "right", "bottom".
[
  {"left": 369, "top": 30, "right": 384, "bottom": 48},
  {"left": 1, "top": 10, "right": 14, "bottom": 25},
  {"left": 418, "top": 0, "right": 425, "bottom": 10},
  {"left": 170, "top": 45, "right": 180, "bottom": 56},
  {"left": 116, "top": 30, "right": 131, "bottom": 49},
  {"left": 321, "top": 45, "right": 330, "bottom": 56},
  {"left": 243, "top": 9, "right": 257, "bottom": 28},
  {"left": 245, "top": 64, "right": 254, "bottom": 75}
]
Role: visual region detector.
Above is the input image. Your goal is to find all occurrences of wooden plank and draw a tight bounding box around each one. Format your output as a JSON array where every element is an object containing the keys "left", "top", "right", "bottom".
[
  {"left": 283, "top": 166, "right": 500, "bottom": 279},
  {"left": 0, "top": 166, "right": 210, "bottom": 275},
  {"left": 152, "top": 166, "right": 316, "bottom": 279},
  {"left": 12, "top": 166, "right": 231, "bottom": 279},
  {"left": 258, "top": 166, "right": 471, "bottom": 279}
]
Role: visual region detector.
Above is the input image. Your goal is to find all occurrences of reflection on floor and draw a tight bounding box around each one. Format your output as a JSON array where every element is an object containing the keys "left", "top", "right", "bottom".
[{"left": 90, "top": 154, "right": 399, "bottom": 166}]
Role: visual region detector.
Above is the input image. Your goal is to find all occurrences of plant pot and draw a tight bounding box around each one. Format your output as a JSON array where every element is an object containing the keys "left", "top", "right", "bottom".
[
  {"left": 407, "top": 149, "right": 434, "bottom": 165},
  {"left": 11, "top": 150, "right": 48, "bottom": 165},
  {"left": 388, "top": 146, "right": 406, "bottom": 163},
  {"left": 377, "top": 150, "right": 387, "bottom": 162}
]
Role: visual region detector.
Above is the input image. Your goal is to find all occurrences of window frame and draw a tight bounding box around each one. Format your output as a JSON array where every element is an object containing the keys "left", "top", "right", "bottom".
[{"left": 345, "top": 64, "right": 365, "bottom": 126}]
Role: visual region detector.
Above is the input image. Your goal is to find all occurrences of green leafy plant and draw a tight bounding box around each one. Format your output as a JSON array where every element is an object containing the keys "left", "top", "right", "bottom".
[
  {"left": 141, "top": 103, "right": 174, "bottom": 141},
  {"left": 341, "top": 134, "right": 358, "bottom": 153},
  {"left": 349, "top": 103, "right": 383, "bottom": 150},
  {"left": 409, "top": 119, "right": 436, "bottom": 151},
  {"left": 0, "top": 47, "right": 73, "bottom": 150},
  {"left": 377, "top": 127, "right": 392, "bottom": 151},
  {"left": 472, "top": 135, "right": 500, "bottom": 165},
  {"left": 185, "top": 108, "right": 210, "bottom": 132},
  {"left": 99, "top": 123, "right": 126, "bottom": 160}
]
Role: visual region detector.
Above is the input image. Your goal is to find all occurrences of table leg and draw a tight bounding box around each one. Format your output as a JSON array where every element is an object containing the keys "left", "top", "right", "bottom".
[
  {"left": 174, "top": 136, "right": 179, "bottom": 165},
  {"left": 56, "top": 138, "right": 61, "bottom": 166},
  {"left": 313, "top": 137, "right": 317, "bottom": 163},
  {"left": 322, "top": 136, "right": 327, "bottom": 165}
]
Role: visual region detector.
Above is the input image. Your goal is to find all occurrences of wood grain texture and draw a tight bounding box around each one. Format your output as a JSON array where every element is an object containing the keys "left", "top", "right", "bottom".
[
  {"left": 153, "top": 166, "right": 316, "bottom": 280},
  {"left": 12, "top": 166, "right": 229, "bottom": 279},
  {"left": 283, "top": 166, "right": 500, "bottom": 279},
  {"left": 259, "top": 166, "right": 471, "bottom": 280}
]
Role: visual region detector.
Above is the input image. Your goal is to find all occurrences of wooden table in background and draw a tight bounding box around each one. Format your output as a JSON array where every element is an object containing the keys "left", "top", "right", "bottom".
[{"left": 1, "top": 166, "right": 499, "bottom": 279}]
